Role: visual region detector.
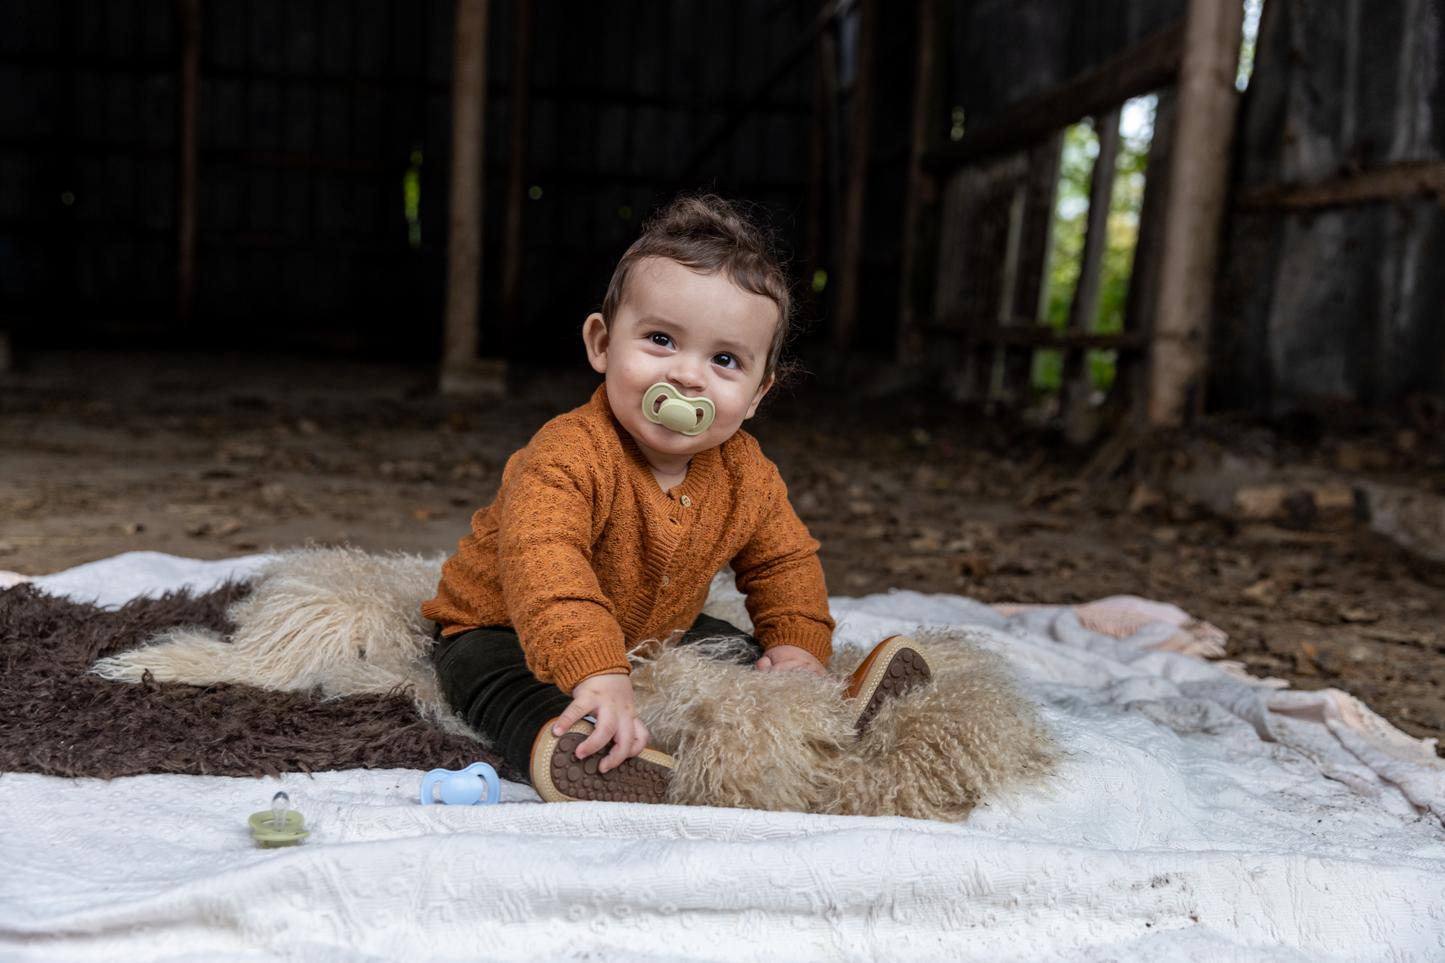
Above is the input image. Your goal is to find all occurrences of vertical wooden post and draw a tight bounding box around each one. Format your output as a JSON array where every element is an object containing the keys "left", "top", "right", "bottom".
[
  {"left": 1061, "top": 107, "right": 1121, "bottom": 442},
  {"left": 895, "top": 0, "right": 939, "bottom": 364},
  {"left": 832, "top": 0, "right": 877, "bottom": 351},
  {"left": 803, "top": 2, "right": 832, "bottom": 311},
  {"left": 1146, "top": 0, "right": 1244, "bottom": 425},
  {"left": 498, "top": 0, "right": 532, "bottom": 344},
  {"left": 1001, "top": 131, "right": 1063, "bottom": 402},
  {"left": 441, "top": 0, "right": 504, "bottom": 396},
  {"left": 175, "top": 0, "right": 200, "bottom": 324},
  {"left": 1111, "top": 87, "right": 1177, "bottom": 430},
  {"left": 1067, "top": 109, "right": 1121, "bottom": 336}
]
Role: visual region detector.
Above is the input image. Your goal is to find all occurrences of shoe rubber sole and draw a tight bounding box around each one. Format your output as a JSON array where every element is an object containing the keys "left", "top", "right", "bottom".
[
  {"left": 530, "top": 719, "right": 675, "bottom": 804},
  {"left": 847, "top": 635, "right": 933, "bottom": 732}
]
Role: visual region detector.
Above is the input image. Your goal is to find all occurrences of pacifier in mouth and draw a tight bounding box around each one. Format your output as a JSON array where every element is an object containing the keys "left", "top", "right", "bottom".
[{"left": 642, "top": 383, "right": 715, "bottom": 436}]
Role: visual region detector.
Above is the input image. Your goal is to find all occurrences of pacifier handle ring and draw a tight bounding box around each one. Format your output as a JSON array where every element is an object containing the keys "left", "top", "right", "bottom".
[
  {"left": 463, "top": 762, "right": 501, "bottom": 805},
  {"left": 419, "top": 767, "right": 448, "bottom": 805}
]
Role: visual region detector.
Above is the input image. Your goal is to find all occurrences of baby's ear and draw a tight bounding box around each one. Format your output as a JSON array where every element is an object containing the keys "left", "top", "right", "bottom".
[
  {"left": 745, "top": 372, "right": 775, "bottom": 419},
  {"left": 582, "top": 313, "right": 610, "bottom": 374}
]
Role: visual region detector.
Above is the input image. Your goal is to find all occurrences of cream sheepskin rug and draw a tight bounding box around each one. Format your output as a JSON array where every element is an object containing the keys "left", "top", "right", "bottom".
[
  {"left": 92, "top": 547, "right": 1057, "bottom": 821},
  {"left": 89, "top": 547, "right": 471, "bottom": 737}
]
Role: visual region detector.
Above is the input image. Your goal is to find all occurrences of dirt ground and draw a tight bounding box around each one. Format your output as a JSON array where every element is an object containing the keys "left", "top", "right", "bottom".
[{"left": 2, "top": 350, "right": 1441, "bottom": 753}]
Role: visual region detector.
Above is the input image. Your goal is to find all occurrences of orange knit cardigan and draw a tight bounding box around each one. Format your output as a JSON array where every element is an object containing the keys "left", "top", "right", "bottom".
[{"left": 422, "top": 385, "right": 834, "bottom": 694}]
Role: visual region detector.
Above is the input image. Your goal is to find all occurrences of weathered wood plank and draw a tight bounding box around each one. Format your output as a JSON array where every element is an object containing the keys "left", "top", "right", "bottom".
[
  {"left": 833, "top": 0, "right": 878, "bottom": 350},
  {"left": 924, "top": 319, "right": 1146, "bottom": 351},
  {"left": 1110, "top": 85, "right": 1177, "bottom": 429},
  {"left": 1062, "top": 106, "right": 1122, "bottom": 442},
  {"left": 175, "top": 0, "right": 200, "bottom": 324},
  {"left": 922, "top": 19, "right": 1184, "bottom": 173},
  {"left": 500, "top": 0, "right": 533, "bottom": 343},
  {"left": 1235, "top": 160, "right": 1445, "bottom": 211},
  {"left": 895, "top": 0, "right": 942, "bottom": 365}
]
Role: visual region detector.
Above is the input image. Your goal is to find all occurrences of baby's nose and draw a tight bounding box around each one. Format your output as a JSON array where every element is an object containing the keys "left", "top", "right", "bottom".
[{"left": 667, "top": 357, "right": 707, "bottom": 389}]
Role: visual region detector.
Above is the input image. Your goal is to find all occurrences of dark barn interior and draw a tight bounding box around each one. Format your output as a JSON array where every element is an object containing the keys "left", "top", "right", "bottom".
[{"left": 3, "top": 0, "right": 1445, "bottom": 755}]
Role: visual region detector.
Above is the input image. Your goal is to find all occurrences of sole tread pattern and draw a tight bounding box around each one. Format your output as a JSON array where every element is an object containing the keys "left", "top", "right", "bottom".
[
  {"left": 545, "top": 731, "right": 672, "bottom": 804},
  {"left": 855, "top": 646, "right": 932, "bottom": 732}
]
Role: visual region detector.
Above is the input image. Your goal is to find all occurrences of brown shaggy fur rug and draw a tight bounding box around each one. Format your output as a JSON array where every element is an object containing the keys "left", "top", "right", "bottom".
[{"left": 0, "top": 583, "right": 509, "bottom": 781}]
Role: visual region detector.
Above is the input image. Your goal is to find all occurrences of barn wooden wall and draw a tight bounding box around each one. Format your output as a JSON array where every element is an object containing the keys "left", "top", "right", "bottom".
[
  {"left": 0, "top": 0, "right": 455, "bottom": 354},
  {"left": 8, "top": 0, "right": 1437, "bottom": 419},
  {"left": 1211, "top": 0, "right": 1445, "bottom": 415},
  {"left": 916, "top": 0, "right": 1188, "bottom": 414},
  {"left": 0, "top": 0, "right": 852, "bottom": 364},
  {"left": 949, "top": 0, "right": 1186, "bottom": 127}
]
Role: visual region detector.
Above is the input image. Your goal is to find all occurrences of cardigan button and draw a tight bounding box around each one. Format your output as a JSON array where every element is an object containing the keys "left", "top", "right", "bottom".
[
  {"left": 680, "top": 495, "right": 692, "bottom": 508},
  {"left": 661, "top": 576, "right": 670, "bottom": 587}
]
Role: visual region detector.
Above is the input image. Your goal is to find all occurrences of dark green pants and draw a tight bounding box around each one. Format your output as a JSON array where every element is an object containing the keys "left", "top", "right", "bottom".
[{"left": 431, "top": 614, "right": 760, "bottom": 779}]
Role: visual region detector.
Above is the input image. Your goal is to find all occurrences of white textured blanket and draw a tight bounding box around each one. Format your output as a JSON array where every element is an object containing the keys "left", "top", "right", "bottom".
[{"left": 2, "top": 552, "right": 1443, "bottom": 962}]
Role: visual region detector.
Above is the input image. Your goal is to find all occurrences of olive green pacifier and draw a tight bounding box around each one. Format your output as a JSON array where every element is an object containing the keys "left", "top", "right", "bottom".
[
  {"left": 249, "top": 791, "right": 310, "bottom": 848},
  {"left": 643, "top": 383, "right": 715, "bottom": 436}
]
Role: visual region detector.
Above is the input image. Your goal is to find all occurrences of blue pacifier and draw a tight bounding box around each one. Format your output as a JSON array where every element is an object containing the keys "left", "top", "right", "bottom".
[{"left": 420, "top": 762, "right": 501, "bottom": 806}]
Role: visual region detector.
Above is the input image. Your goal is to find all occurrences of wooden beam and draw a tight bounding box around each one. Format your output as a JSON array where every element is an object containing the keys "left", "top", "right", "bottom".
[
  {"left": 499, "top": 0, "right": 532, "bottom": 344},
  {"left": 922, "top": 19, "right": 1184, "bottom": 174},
  {"left": 175, "top": 0, "right": 200, "bottom": 324},
  {"left": 802, "top": 0, "right": 831, "bottom": 309},
  {"left": 998, "top": 133, "right": 1064, "bottom": 403},
  {"left": 1111, "top": 85, "right": 1177, "bottom": 428},
  {"left": 924, "top": 319, "right": 1145, "bottom": 351},
  {"left": 896, "top": 0, "right": 942, "bottom": 364},
  {"left": 833, "top": 0, "right": 878, "bottom": 350},
  {"left": 440, "top": 0, "right": 504, "bottom": 396},
  {"left": 1234, "top": 160, "right": 1445, "bottom": 211},
  {"left": 1066, "top": 109, "right": 1121, "bottom": 337},
  {"left": 1062, "top": 106, "right": 1121, "bottom": 443},
  {"left": 1146, "top": 0, "right": 1245, "bottom": 426}
]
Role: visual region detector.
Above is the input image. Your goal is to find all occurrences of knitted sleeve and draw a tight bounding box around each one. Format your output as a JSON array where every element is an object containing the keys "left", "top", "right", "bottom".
[
  {"left": 729, "top": 456, "right": 835, "bottom": 666},
  {"left": 495, "top": 434, "right": 632, "bottom": 695}
]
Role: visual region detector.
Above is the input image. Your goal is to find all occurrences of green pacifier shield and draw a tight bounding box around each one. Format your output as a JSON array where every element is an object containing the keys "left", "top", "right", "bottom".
[
  {"left": 248, "top": 810, "right": 309, "bottom": 848},
  {"left": 642, "top": 383, "right": 715, "bottom": 436}
]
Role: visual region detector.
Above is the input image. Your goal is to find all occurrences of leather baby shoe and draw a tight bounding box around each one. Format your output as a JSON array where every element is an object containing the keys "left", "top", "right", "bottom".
[
  {"left": 530, "top": 718, "right": 675, "bottom": 804},
  {"left": 846, "top": 635, "right": 933, "bottom": 732}
]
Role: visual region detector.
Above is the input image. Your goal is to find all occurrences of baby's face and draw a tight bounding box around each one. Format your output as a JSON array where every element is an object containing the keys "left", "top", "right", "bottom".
[{"left": 583, "top": 257, "right": 776, "bottom": 466}]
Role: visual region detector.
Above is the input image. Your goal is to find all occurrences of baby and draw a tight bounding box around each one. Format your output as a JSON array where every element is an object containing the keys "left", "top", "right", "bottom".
[{"left": 423, "top": 194, "right": 930, "bottom": 804}]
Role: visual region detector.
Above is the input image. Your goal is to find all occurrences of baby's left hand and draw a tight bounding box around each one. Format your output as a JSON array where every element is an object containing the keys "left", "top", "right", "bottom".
[{"left": 755, "top": 644, "right": 826, "bottom": 677}]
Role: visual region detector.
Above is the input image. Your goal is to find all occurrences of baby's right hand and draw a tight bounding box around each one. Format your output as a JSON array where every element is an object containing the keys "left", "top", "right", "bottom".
[{"left": 552, "top": 672, "right": 647, "bottom": 773}]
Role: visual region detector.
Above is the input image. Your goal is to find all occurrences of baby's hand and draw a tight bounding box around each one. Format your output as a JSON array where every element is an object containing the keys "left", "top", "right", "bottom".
[
  {"left": 552, "top": 672, "right": 648, "bottom": 773},
  {"left": 755, "top": 644, "right": 826, "bottom": 677}
]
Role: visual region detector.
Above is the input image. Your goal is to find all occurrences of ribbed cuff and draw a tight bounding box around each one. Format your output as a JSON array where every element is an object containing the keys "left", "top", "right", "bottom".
[
  {"left": 572, "top": 667, "right": 631, "bottom": 689},
  {"left": 549, "top": 641, "right": 632, "bottom": 696}
]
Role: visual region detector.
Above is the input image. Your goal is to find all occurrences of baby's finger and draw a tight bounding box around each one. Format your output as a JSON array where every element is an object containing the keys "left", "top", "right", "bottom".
[
  {"left": 576, "top": 715, "right": 616, "bottom": 760},
  {"left": 552, "top": 700, "right": 589, "bottom": 737},
  {"left": 603, "top": 718, "right": 645, "bottom": 773},
  {"left": 600, "top": 731, "right": 634, "bottom": 773},
  {"left": 754, "top": 655, "right": 773, "bottom": 672}
]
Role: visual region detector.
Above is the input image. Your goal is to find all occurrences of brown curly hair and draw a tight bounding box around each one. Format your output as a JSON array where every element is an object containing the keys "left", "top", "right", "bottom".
[{"left": 600, "top": 193, "right": 797, "bottom": 378}]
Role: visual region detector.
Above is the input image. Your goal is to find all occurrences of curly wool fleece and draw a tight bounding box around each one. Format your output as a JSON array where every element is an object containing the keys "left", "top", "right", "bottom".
[
  {"left": 93, "top": 546, "right": 1057, "bottom": 821},
  {"left": 633, "top": 631, "right": 1058, "bottom": 821}
]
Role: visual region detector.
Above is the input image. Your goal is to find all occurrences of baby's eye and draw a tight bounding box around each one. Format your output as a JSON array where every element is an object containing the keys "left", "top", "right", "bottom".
[
  {"left": 649, "top": 332, "right": 674, "bottom": 348},
  {"left": 712, "top": 353, "right": 739, "bottom": 370}
]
